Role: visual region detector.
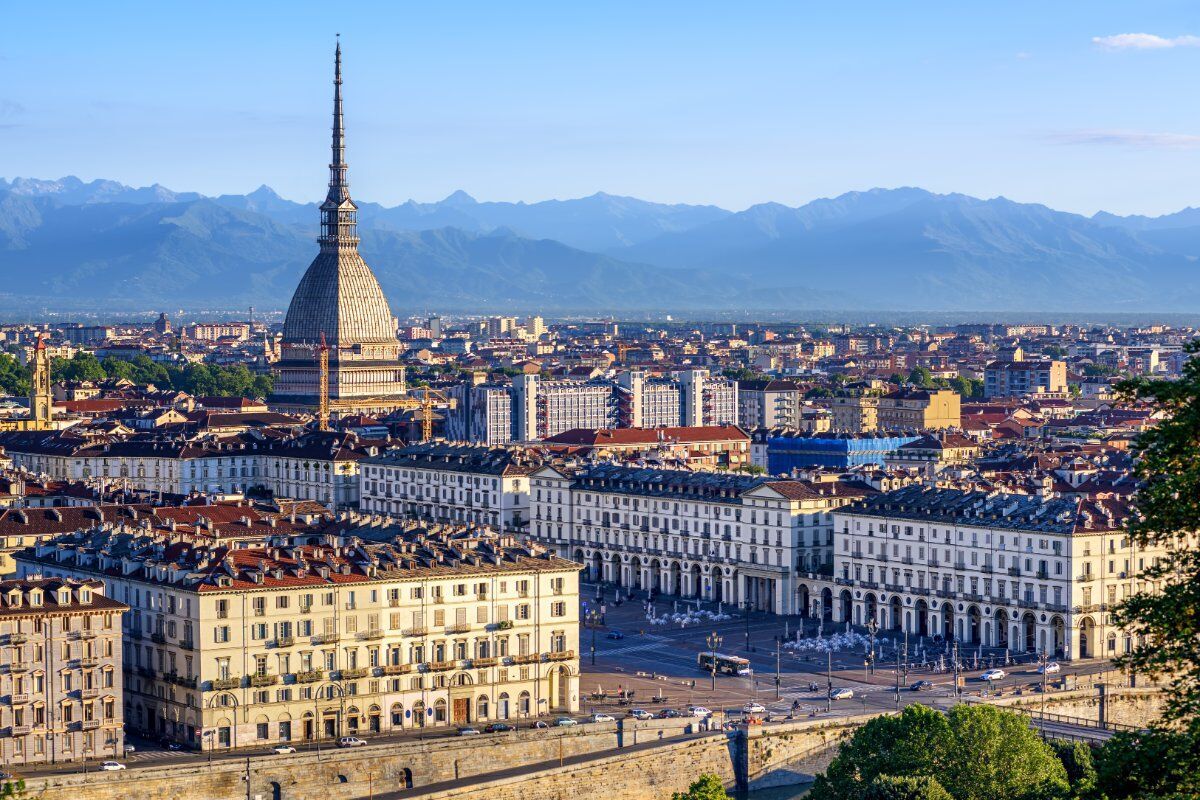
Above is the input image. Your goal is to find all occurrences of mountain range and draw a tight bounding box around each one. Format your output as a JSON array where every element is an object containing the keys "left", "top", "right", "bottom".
[{"left": 2, "top": 175, "right": 1200, "bottom": 313}]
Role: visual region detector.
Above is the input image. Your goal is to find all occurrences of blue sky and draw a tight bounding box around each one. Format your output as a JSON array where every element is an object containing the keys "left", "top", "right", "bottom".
[{"left": 3, "top": 1, "right": 1200, "bottom": 215}]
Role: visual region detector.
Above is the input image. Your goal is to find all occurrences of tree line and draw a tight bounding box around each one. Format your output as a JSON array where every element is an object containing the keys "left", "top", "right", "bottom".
[{"left": 0, "top": 351, "right": 273, "bottom": 399}]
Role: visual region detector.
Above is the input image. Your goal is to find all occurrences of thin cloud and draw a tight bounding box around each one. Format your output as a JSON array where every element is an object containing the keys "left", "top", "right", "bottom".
[
  {"left": 1047, "top": 130, "right": 1200, "bottom": 149},
  {"left": 1092, "top": 33, "right": 1200, "bottom": 50}
]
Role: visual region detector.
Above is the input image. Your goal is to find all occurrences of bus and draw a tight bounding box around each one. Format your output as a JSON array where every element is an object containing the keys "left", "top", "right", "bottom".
[{"left": 698, "top": 652, "right": 752, "bottom": 676}]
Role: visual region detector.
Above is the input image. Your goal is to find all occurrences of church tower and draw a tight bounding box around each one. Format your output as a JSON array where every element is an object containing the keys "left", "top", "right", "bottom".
[
  {"left": 270, "top": 40, "right": 407, "bottom": 415},
  {"left": 30, "top": 334, "right": 52, "bottom": 427}
]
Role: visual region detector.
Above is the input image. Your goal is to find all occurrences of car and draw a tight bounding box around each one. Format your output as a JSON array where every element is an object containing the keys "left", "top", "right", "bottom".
[
  {"left": 531, "top": 720, "right": 550, "bottom": 729},
  {"left": 271, "top": 744, "right": 297, "bottom": 754},
  {"left": 337, "top": 736, "right": 367, "bottom": 748},
  {"left": 99, "top": 761, "right": 126, "bottom": 771},
  {"left": 165, "top": 742, "right": 183, "bottom": 752},
  {"left": 657, "top": 708, "right": 682, "bottom": 719},
  {"left": 980, "top": 669, "right": 1007, "bottom": 682},
  {"left": 0, "top": 772, "right": 13, "bottom": 781},
  {"left": 743, "top": 702, "right": 767, "bottom": 714},
  {"left": 687, "top": 706, "right": 712, "bottom": 718},
  {"left": 554, "top": 717, "right": 578, "bottom": 727},
  {"left": 910, "top": 680, "right": 934, "bottom": 692},
  {"left": 627, "top": 708, "right": 654, "bottom": 720},
  {"left": 588, "top": 713, "right": 615, "bottom": 723},
  {"left": 1037, "top": 662, "right": 1061, "bottom": 675},
  {"left": 457, "top": 727, "right": 481, "bottom": 736},
  {"left": 606, "top": 630, "right": 625, "bottom": 640},
  {"left": 485, "top": 723, "right": 515, "bottom": 733},
  {"left": 829, "top": 687, "right": 854, "bottom": 700}
]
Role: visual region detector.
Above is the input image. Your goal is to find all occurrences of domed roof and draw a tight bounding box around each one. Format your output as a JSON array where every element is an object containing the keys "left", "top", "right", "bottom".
[{"left": 281, "top": 250, "right": 396, "bottom": 345}]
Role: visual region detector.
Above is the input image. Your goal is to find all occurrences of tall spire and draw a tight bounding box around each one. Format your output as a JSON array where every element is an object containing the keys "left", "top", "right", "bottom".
[{"left": 320, "top": 36, "right": 358, "bottom": 252}]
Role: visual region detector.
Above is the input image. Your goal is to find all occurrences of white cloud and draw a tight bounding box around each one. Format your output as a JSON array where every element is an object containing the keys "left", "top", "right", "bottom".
[
  {"left": 1048, "top": 130, "right": 1200, "bottom": 149},
  {"left": 1092, "top": 33, "right": 1200, "bottom": 50}
]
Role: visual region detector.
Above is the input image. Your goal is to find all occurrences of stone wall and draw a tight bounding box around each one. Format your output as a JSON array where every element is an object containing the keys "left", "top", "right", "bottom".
[
  {"left": 22, "top": 724, "right": 621, "bottom": 800},
  {"left": 993, "top": 687, "right": 1166, "bottom": 729},
  {"left": 744, "top": 715, "right": 883, "bottom": 789}
]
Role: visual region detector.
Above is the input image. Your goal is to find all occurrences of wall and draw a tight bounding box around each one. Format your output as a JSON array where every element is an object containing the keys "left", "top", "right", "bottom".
[{"left": 994, "top": 687, "right": 1166, "bottom": 729}]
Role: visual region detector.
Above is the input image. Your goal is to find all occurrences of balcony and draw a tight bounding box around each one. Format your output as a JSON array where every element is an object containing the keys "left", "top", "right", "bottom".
[
  {"left": 81, "top": 658, "right": 100, "bottom": 669},
  {"left": 8, "top": 662, "right": 29, "bottom": 674},
  {"left": 10, "top": 693, "right": 30, "bottom": 705},
  {"left": 179, "top": 640, "right": 196, "bottom": 651},
  {"left": 928, "top": 559, "right": 940, "bottom": 568},
  {"left": 11, "top": 725, "right": 31, "bottom": 735},
  {"left": 426, "top": 660, "right": 456, "bottom": 672},
  {"left": 313, "top": 633, "right": 340, "bottom": 645},
  {"left": 250, "top": 674, "right": 278, "bottom": 687},
  {"left": 471, "top": 657, "right": 497, "bottom": 668},
  {"left": 510, "top": 653, "right": 539, "bottom": 665},
  {"left": 1076, "top": 574, "right": 1094, "bottom": 583},
  {"left": 299, "top": 605, "right": 313, "bottom": 615},
  {"left": 82, "top": 719, "right": 101, "bottom": 730},
  {"left": 382, "top": 664, "right": 412, "bottom": 675},
  {"left": 361, "top": 629, "right": 385, "bottom": 641},
  {"left": 150, "top": 632, "right": 167, "bottom": 645},
  {"left": 980, "top": 565, "right": 994, "bottom": 574},
  {"left": 165, "top": 674, "right": 197, "bottom": 688},
  {"left": 1036, "top": 570, "right": 1050, "bottom": 580},
  {"left": 81, "top": 687, "right": 101, "bottom": 699},
  {"left": 446, "top": 624, "right": 471, "bottom": 634},
  {"left": 75, "top": 630, "right": 97, "bottom": 641},
  {"left": 294, "top": 669, "right": 323, "bottom": 684},
  {"left": 1008, "top": 568, "right": 1022, "bottom": 577},
  {"left": 388, "top": 598, "right": 402, "bottom": 608},
  {"left": 338, "top": 667, "right": 368, "bottom": 680},
  {"left": 402, "top": 628, "right": 428, "bottom": 638},
  {"left": 211, "top": 677, "right": 241, "bottom": 691},
  {"left": 273, "top": 636, "right": 295, "bottom": 648},
  {"left": 8, "top": 633, "right": 28, "bottom": 645},
  {"left": 545, "top": 650, "right": 574, "bottom": 662},
  {"left": 493, "top": 620, "right": 514, "bottom": 631}
]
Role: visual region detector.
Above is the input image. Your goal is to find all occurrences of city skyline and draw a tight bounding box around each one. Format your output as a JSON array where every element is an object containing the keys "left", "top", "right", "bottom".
[{"left": 3, "top": 2, "right": 1200, "bottom": 216}]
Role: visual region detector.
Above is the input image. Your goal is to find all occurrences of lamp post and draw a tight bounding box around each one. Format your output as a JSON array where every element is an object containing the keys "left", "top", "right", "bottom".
[
  {"left": 866, "top": 617, "right": 878, "bottom": 676},
  {"left": 585, "top": 609, "right": 601, "bottom": 666},
  {"left": 744, "top": 600, "right": 751, "bottom": 652},
  {"left": 1038, "top": 651, "right": 1049, "bottom": 721},
  {"left": 706, "top": 632, "right": 722, "bottom": 692}
]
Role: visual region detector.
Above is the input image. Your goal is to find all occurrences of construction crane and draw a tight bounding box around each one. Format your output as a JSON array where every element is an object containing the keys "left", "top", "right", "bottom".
[
  {"left": 399, "top": 387, "right": 454, "bottom": 442},
  {"left": 291, "top": 333, "right": 331, "bottom": 431}
]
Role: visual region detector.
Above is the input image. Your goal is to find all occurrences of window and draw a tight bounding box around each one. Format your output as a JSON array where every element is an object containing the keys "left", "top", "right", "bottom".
[{"left": 551, "top": 602, "right": 566, "bottom": 617}]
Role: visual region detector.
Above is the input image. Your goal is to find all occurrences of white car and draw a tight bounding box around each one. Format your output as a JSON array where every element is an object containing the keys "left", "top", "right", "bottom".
[
  {"left": 980, "top": 669, "right": 1007, "bottom": 682},
  {"left": 687, "top": 706, "right": 712, "bottom": 718},
  {"left": 554, "top": 717, "right": 578, "bottom": 727},
  {"left": 829, "top": 687, "right": 854, "bottom": 700},
  {"left": 627, "top": 708, "right": 654, "bottom": 720},
  {"left": 337, "top": 736, "right": 367, "bottom": 747},
  {"left": 587, "top": 713, "right": 615, "bottom": 723},
  {"left": 743, "top": 702, "right": 767, "bottom": 714},
  {"left": 272, "top": 744, "right": 297, "bottom": 754},
  {"left": 99, "top": 761, "right": 126, "bottom": 771},
  {"left": 1037, "top": 662, "right": 1061, "bottom": 675}
]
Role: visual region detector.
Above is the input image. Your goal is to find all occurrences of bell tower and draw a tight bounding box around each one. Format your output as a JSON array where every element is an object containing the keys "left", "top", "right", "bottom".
[{"left": 30, "top": 333, "right": 53, "bottom": 427}]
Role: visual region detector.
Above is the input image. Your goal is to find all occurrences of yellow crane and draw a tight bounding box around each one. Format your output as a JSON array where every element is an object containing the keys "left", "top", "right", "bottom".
[
  {"left": 291, "top": 333, "right": 331, "bottom": 431},
  {"left": 397, "top": 388, "right": 454, "bottom": 441}
]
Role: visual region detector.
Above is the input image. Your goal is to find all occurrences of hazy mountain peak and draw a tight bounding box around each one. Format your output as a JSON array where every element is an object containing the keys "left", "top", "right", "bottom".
[{"left": 441, "top": 189, "right": 477, "bottom": 206}]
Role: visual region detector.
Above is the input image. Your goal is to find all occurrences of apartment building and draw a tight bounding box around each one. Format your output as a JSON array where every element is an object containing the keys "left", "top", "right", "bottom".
[
  {"left": 528, "top": 463, "right": 873, "bottom": 615},
  {"left": 828, "top": 394, "right": 879, "bottom": 433},
  {"left": 876, "top": 388, "right": 961, "bottom": 431},
  {"left": 16, "top": 525, "right": 580, "bottom": 749},
  {"left": 0, "top": 429, "right": 375, "bottom": 508},
  {"left": 445, "top": 382, "right": 515, "bottom": 446},
  {"left": 984, "top": 354, "right": 1068, "bottom": 399},
  {"left": 359, "top": 443, "right": 540, "bottom": 530},
  {"left": 738, "top": 380, "right": 804, "bottom": 430},
  {"left": 794, "top": 485, "right": 1171, "bottom": 661},
  {"left": 0, "top": 577, "right": 127, "bottom": 767}
]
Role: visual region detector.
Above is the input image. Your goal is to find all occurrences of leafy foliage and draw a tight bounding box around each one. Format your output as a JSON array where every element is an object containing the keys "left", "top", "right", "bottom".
[
  {"left": 6, "top": 351, "right": 272, "bottom": 399},
  {"left": 1048, "top": 740, "right": 1096, "bottom": 796},
  {"left": 1113, "top": 339, "right": 1200, "bottom": 723},
  {"left": 862, "top": 775, "right": 953, "bottom": 800},
  {"left": 810, "top": 704, "right": 1068, "bottom": 800},
  {"left": 671, "top": 774, "right": 730, "bottom": 800},
  {"left": 1092, "top": 722, "right": 1200, "bottom": 800},
  {"left": 0, "top": 353, "right": 30, "bottom": 396}
]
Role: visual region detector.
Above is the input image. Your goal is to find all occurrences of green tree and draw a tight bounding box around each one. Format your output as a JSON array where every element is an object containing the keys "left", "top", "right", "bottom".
[
  {"left": 907, "top": 366, "right": 933, "bottom": 387},
  {"left": 671, "top": 774, "right": 729, "bottom": 800},
  {"left": 1094, "top": 723, "right": 1200, "bottom": 800},
  {"left": 1113, "top": 339, "right": 1200, "bottom": 722},
  {"left": 1048, "top": 740, "right": 1095, "bottom": 796},
  {"left": 862, "top": 775, "right": 953, "bottom": 800},
  {"left": 810, "top": 704, "right": 1068, "bottom": 800},
  {"left": 52, "top": 351, "right": 106, "bottom": 383},
  {"left": 0, "top": 353, "right": 30, "bottom": 396}
]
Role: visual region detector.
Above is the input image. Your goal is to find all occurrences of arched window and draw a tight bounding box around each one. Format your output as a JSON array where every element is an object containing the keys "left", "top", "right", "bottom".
[
  {"left": 477, "top": 695, "right": 489, "bottom": 718},
  {"left": 519, "top": 691, "right": 531, "bottom": 715}
]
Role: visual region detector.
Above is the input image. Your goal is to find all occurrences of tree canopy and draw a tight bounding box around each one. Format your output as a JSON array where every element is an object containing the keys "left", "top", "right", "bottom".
[
  {"left": 671, "top": 774, "right": 729, "bottom": 800},
  {"left": 809, "top": 704, "right": 1068, "bottom": 800},
  {"left": 1, "top": 352, "right": 273, "bottom": 400}
]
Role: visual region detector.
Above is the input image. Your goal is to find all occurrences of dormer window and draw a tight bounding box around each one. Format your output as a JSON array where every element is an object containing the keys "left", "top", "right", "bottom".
[
  {"left": 28, "top": 590, "right": 42, "bottom": 607},
  {"left": 79, "top": 589, "right": 92, "bottom": 604},
  {"left": 58, "top": 589, "right": 71, "bottom": 605}
]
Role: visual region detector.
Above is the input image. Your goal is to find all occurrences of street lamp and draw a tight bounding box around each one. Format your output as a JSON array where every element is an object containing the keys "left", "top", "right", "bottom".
[
  {"left": 706, "top": 632, "right": 722, "bottom": 692},
  {"left": 743, "top": 600, "right": 751, "bottom": 652},
  {"left": 866, "top": 617, "right": 878, "bottom": 676},
  {"left": 585, "top": 609, "right": 602, "bottom": 666},
  {"left": 1038, "top": 651, "right": 1050, "bottom": 721}
]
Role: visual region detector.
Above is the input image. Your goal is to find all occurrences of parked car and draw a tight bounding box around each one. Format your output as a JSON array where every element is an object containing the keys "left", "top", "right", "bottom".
[
  {"left": 606, "top": 630, "right": 625, "bottom": 640},
  {"left": 657, "top": 708, "right": 682, "bottom": 719},
  {"left": 588, "top": 713, "right": 615, "bottom": 723},
  {"left": 485, "top": 723, "right": 515, "bottom": 733},
  {"left": 980, "top": 669, "right": 1007, "bottom": 682},
  {"left": 99, "top": 761, "right": 126, "bottom": 771},
  {"left": 0, "top": 772, "right": 13, "bottom": 781},
  {"left": 337, "top": 736, "right": 367, "bottom": 747},
  {"left": 164, "top": 742, "right": 183, "bottom": 752},
  {"left": 829, "top": 687, "right": 854, "bottom": 700},
  {"left": 1037, "top": 662, "right": 1061, "bottom": 675},
  {"left": 272, "top": 744, "right": 297, "bottom": 754},
  {"left": 910, "top": 680, "right": 934, "bottom": 692},
  {"left": 627, "top": 708, "right": 654, "bottom": 720},
  {"left": 457, "top": 727, "right": 481, "bottom": 736},
  {"left": 531, "top": 720, "right": 550, "bottom": 729},
  {"left": 555, "top": 717, "right": 578, "bottom": 727},
  {"left": 687, "top": 706, "right": 712, "bottom": 718},
  {"left": 743, "top": 702, "right": 767, "bottom": 714}
]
